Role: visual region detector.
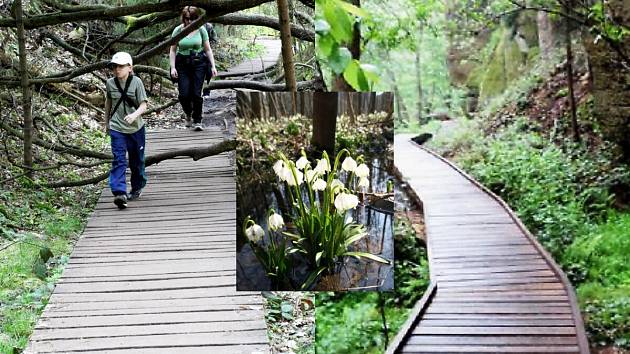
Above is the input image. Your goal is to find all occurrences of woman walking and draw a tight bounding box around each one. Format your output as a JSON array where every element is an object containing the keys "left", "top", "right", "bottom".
[{"left": 169, "top": 6, "right": 218, "bottom": 131}]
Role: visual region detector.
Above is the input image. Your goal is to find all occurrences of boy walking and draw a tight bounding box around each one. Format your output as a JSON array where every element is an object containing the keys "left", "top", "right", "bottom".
[{"left": 104, "top": 52, "right": 149, "bottom": 209}]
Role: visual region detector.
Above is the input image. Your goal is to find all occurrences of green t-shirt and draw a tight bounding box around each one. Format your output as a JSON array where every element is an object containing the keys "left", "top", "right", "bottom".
[
  {"left": 172, "top": 24, "right": 209, "bottom": 55},
  {"left": 106, "top": 75, "right": 148, "bottom": 134}
]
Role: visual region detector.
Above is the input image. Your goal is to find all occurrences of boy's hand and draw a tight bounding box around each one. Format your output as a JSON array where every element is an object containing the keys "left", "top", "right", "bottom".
[
  {"left": 170, "top": 68, "right": 178, "bottom": 80},
  {"left": 124, "top": 114, "right": 137, "bottom": 124},
  {"left": 211, "top": 66, "right": 217, "bottom": 77}
]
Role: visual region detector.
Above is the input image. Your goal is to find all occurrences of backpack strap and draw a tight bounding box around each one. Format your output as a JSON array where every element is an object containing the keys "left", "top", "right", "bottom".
[{"left": 111, "top": 74, "right": 138, "bottom": 117}]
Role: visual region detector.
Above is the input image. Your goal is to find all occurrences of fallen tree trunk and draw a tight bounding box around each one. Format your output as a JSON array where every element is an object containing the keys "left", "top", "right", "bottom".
[
  {"left": 0, "top": 0, "right": 273, "bottom": 29},
  {"left": 213, "top": 13, "right": 314, "bottom": 42},
  {"left": 45, "top": 139, "right": 237, "bottom": 188}
]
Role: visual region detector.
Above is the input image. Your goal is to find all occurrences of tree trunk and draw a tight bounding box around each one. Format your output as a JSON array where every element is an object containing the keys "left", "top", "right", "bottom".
[
  {"left": 415, "top": 26, "right": 424, "bottom": 125},
  {"left": 564, "top": 3, "right": 580, "bottom": 143},
  {"left": 386, "top": 52, "right": 408, "bottom": 125},
  {"left": 16, "top": 0, "right": 33, "bottom": 177},
  {"left": 311, "top": 92, "right": 338, "bottom": 156},
  {"left": 276, "top": 0, "right": 297, "bottom": 92},
  {"left": 251, "top": 92, "right": 263, "bottom": 119}
]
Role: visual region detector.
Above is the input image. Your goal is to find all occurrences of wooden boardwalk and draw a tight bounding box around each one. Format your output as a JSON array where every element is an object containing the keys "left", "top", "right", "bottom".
[
  {"left": 25, "top": 129, "right": 270, "bottom": 353},
  {"left": 218, "top": 38, "right": 280, "bottom": 77},
  {"left": 388, "top": 134, "right": 589, "bottom": 354}
]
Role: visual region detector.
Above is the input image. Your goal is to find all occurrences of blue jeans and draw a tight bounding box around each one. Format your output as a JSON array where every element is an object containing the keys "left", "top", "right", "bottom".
[
  {"left": 176, "top": 53, "right": 207, "bottom": 123},
  {"left": 109, "top": 126, "right": 147, "bottom": 196}
]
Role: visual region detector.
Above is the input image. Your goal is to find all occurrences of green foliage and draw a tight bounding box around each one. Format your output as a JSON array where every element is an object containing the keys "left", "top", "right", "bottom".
[
  {"left": 315, "top": 0, "right": 378, "bottom": 90},
  {"left": 565, "top": 212, "right": 630, "bottom": 288},
  {"left": 315, "top": 292, "right": 409, "bottom": 354},
  {"left": 363, "top": 3, "right": 465, "bottom": 128},
  {"left": 393, "top": 218, "right": 430, "bottom": 308},
  {"left": 457, "top": 126, "right": 621, "bottom": 258},
  {"left": 578, "top": 283, "right": 630, "bottom": 348},
  {"left": 0, "top": 186, "right": 97, "bottom": 351},
  {"left": 564, "top": 212, "right": 630, "bottom": 348}
]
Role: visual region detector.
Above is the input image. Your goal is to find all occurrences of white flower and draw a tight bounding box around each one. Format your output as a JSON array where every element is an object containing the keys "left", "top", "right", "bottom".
[
  {"left": 314, "top": 158, "right": 330, "bottom": 174},
  {"left": 268, "top": 213, "right": 284, "bottom": 231},
  {"left": 312, "top": 178, "right": 327, "bottom": 191},
  {"left": 273, "top": 160, "right": 285, "bottom": 178},
  {"left": 296, "top": 156, "right": 309, "bottom": 170},
  {"left": 341, "top": 156, "right": 357, "bottom": 172},
  {"left": 285, "top": 169, "right": 303, "bottom": 186},
  {"left": 305, "top": 169, "right": 319, "bottom": 183},
  {"left": 358, "top": 177, "right": 369, "bottom": 189},
  {"left": 355, "top": 163, "right": 370, "bottom": 178},
  {"left": 245, "top": 224, "right": 264, "bottom": 242},
  {"left": 334, "top": 192, "right": 359, "bottom": 212},
  {"left": 330, "top": 179, "right": 344, "bottom": 194}
]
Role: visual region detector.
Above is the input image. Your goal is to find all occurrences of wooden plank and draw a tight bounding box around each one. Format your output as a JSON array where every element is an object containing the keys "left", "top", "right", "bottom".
[
  {"left": 30, "top": 319, "right": 266, "bottom": 341},
  {"left": 412, "top": 326, "right": 576, "bottom": 336},
  {"left": 42, "top": 303, "right": 262, "bottom": 318},
  {"left": 401, "top": 345, "right": 579, "bottom": 353},
  {"left": 63, "top": 259, "right": 232, "bottom": 272},
  {"left": 434, "top": 270, "right": 555, "bottom": 281},
  {"left": 36, "top": 309, "right": 264, "bottom": 329},
  {"left": 27, "top": 329, "right": 269, "bottom": 352},
  {"left": 433, "top": 264, "right": 551, "bottom": 275},
  {"left": 47, "top": 285, "right": 245, "bottom": 302},
  {"left": 44, "top": 295, "right": 263, "bottom": 313},
  {"left": 58, "top": 270, "right": 235, "bottom": 283},
  {"left": 406, "top": 335, "right": 578, "bottom": 345},
  {"left": 416, "top": 318, "right": 575, "bottom": 327},
  {"left": 422, "top": 313, "right": 574, "bottom": 320},
  {"left": 432, "top": 295, "right": 570, "bottom": 303},
  {"left": 425, "top": 305, "right": 572, "bottom": 315}
]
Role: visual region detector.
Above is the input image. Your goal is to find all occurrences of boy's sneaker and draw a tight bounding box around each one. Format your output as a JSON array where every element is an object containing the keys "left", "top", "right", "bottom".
[
  {"left": 182, "top": 113, "right": 192, "bottom": 128},
  {"left": 113, "top": 194, "right": 127, "bottom": 209},
  {"left": 193, "top": 122, "right": 204, "bottom": 131},
  {"left": 128, "top": 189, "right": 142, "bottom": 201}
]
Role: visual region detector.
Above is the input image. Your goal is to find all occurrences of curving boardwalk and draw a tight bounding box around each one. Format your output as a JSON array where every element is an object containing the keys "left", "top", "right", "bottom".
[
  {"left": 218, "top": 38, "right": 280, "bottom": 77},
  {"left": 388, "top": 134, "right": 588, "bottom": 354},
  {"left": 24, "top": 129, "right": 270, "bottom": 353}
]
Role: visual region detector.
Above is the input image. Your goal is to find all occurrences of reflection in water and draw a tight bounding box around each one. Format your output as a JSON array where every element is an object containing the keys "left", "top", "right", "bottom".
[{"left": 237, "top": 157, "right": 394, "bottom": 291}]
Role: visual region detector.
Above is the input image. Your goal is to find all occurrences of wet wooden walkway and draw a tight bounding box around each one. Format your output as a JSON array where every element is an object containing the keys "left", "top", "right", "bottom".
[
  {"left": 25, "top": 129, "right": 270, "bottom": 353},
  {"left": 388, "top": 134, "right": 589, "bottom": 354},
  {"left": 218, "top": 38, "right": 280, "bottom": 77}
]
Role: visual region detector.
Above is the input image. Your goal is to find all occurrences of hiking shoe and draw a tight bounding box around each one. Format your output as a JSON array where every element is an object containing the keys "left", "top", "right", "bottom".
[
  {"left": 193, "top": 122, "right": 204, "bottom": 131},
  {"left": 182, "top": 113, "right": 192, "bottom": 128},
  {"left": 113, "top": 194, "right": 128, "bottom": 209},
  {"left": 128, "top": 189, "right": 142, "bottom": 201}
]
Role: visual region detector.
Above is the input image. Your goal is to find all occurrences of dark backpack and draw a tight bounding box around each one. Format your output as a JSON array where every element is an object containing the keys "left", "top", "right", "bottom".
[{"left": 205, "top": 23, "right": 218, "bottom": 44}]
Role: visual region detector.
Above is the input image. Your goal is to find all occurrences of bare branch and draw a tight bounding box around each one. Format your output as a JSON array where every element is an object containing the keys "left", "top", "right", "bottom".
[
  {"left": 0, "top": 0, "right": 274, "bottom": 29},
  {"left": 213, "top": 13, "right": 314, "bottom": 42},
  {"left": 0, "top": 120, "right": 111, "bottom": 160}
]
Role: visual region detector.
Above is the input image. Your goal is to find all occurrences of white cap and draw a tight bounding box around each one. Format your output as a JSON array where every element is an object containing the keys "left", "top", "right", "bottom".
[{"left": 110, "top": 52, "right": 133, "bottom": 66}]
